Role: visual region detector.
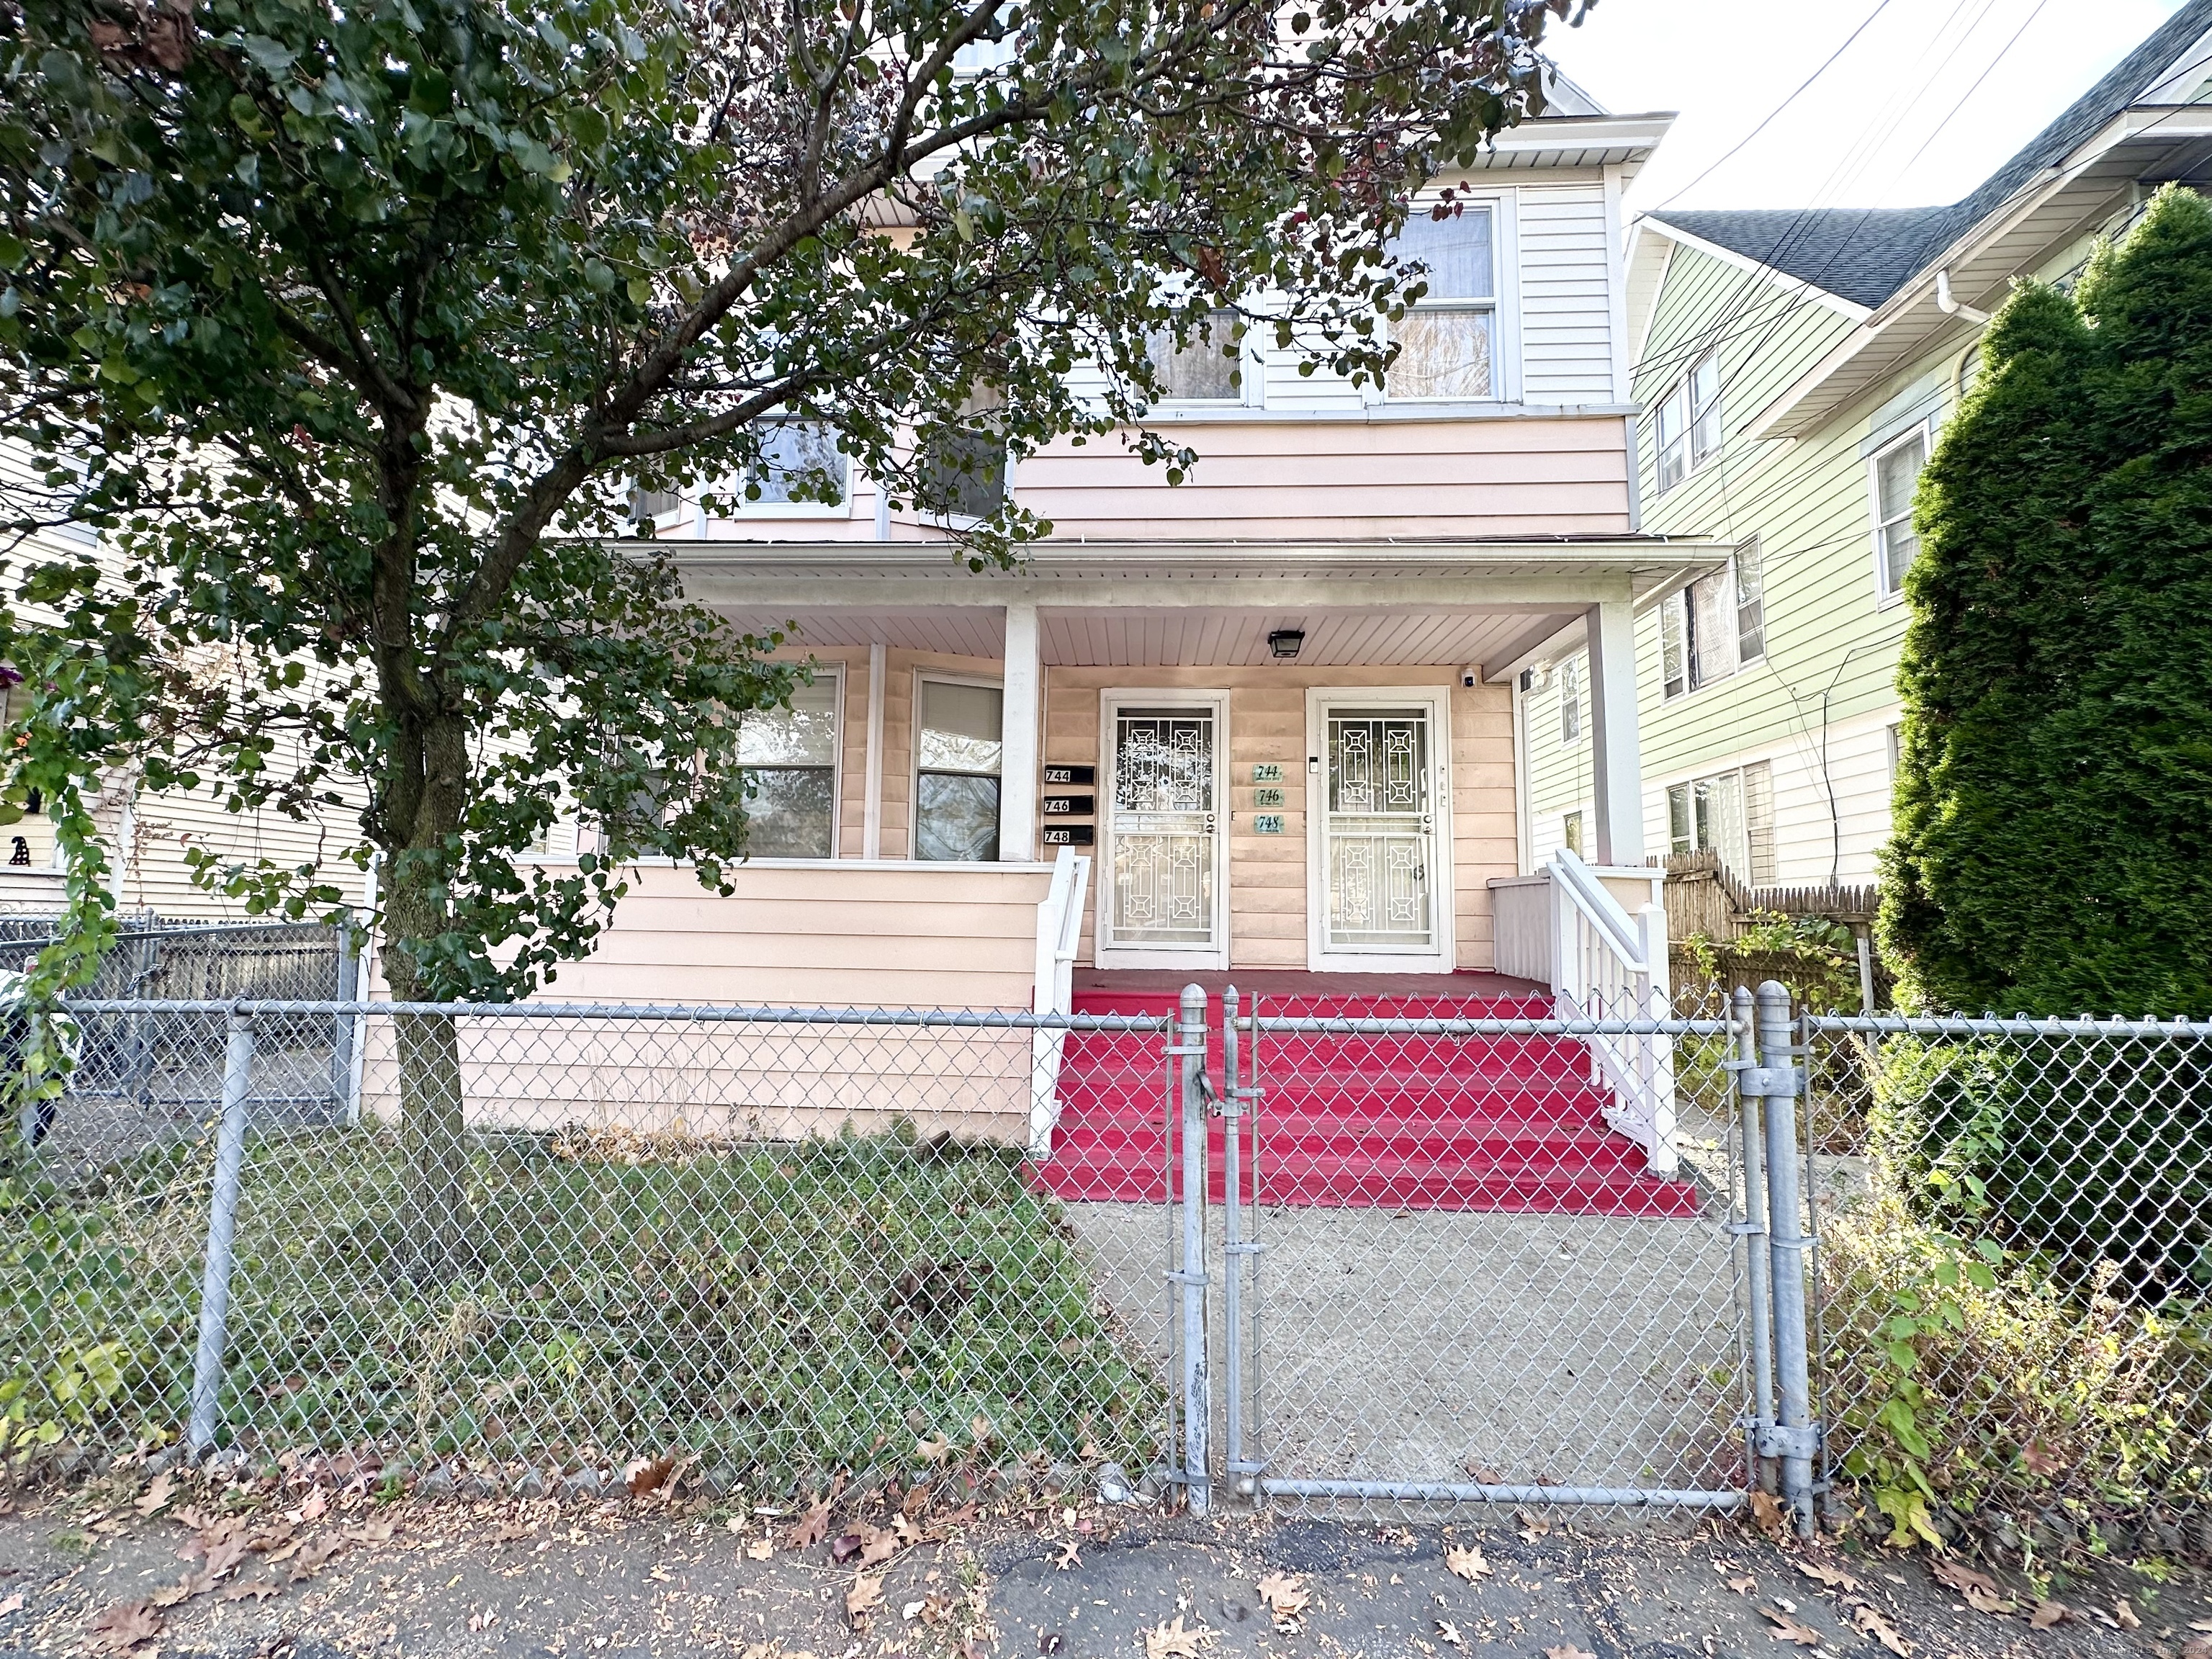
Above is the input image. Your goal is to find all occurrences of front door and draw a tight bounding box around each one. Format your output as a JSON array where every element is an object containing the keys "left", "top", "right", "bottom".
[
  {"left": 1097, "top": 694, "right": 1229, "bottom": 969},
  {"left": 1308, "top": 691, "right": 1452, "bottom": 971}
]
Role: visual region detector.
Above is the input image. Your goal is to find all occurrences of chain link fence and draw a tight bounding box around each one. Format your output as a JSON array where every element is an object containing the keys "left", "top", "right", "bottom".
[{"left": 1804, "top": 1010, "right": 2212, "bottom": 1552}]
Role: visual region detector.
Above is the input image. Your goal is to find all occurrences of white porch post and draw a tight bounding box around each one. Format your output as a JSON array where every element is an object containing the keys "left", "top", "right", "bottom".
[
  {"left": 1000, "top": 601, "right": 1041, "bottom": 860},
  {"left": 1585, "top": 599, "right": 1646, "bottom": 866}
]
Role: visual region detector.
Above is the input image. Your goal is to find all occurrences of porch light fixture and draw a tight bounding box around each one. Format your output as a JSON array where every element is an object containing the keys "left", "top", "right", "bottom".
[{"left": 1267, "top": 628, "right": 1305, "bottom": 661}]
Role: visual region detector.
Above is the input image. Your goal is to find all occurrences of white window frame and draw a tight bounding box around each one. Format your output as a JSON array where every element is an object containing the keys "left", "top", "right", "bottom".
[
  {"left": 1653, "top": 348, "right": 1721, "bottom": 495},
  {"left": 1869, "top": 422, "right": 1932, "bottom": 605},
  {"left": 735, "top": 663, "right": 845, "bottom": 861},
  {"left": 909, "top": 670, "right": 1007, "bottom": 862},
  {"left": 719, "top": 418, "right": 855, "bottom": 520},
  {"left": 1660, "top": 539, "right": 1766, "bottom": 703},
  {"left": 1380, "top": 193, "right": 1521, "bottom": 406}
]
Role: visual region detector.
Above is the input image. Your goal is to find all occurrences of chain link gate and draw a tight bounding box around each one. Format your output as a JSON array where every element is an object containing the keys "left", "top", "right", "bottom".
[{"left": 1156, "top": 980, "right": 1827, "bottom": 1525}]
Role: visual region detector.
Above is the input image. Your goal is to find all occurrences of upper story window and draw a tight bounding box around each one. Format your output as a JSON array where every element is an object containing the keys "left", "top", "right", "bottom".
[
  {"left": 1665, "top": 760, "right": 1777, "bottom": 884},
  {"left": 919, "top": 392, "right": 1007, "bottom": 523},
  {"left": 1559, "top": 657, "right": 1581, "bottom": 745},
  {"left": 1655, "top": 350, "right": 1721, "bottom": 493},
  {"left": 742, "top": 420, "right": 850, "bottom": 511},
  {"left": 1145, "top": 309, "right": 1245, "bottom": 403},
  {"left": 1871, "top": 426, "right": 1929, "bottom": 599},
  {"left": 914, "top": 676, "right": 1004, "bottom": 860},
  {"left": 1660, "top": 538, "right": 1766, "bottom": 700},
  {"left": 737, "top": 673, "right": 842, "bottom": 858},
  {"left": 1386, "top": 205, "right": 1497, "bottom": 400}
]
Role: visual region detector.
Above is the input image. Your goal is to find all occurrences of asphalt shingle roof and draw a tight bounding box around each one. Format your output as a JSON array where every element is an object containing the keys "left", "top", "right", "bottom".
[{"left": 1652, "top": 0, "right": 2212, "bottom": 309}]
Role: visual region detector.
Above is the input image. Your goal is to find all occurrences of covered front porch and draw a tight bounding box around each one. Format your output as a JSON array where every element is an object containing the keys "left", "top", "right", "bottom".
[{"left": 674, "top": 539, "right": 1719, "bottom": 979}]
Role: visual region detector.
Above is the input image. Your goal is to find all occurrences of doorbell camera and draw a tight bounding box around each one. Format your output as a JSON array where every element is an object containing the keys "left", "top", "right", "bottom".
[{"left": 1459, "top": 665, "right": 1479, "bottom": 689}]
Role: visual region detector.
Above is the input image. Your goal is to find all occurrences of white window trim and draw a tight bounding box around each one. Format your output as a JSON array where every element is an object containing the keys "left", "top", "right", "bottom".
[
  {"left": 909, "top": 668, "right": 1007, "bottom": 859},
  {"left": 1148, "top": 308, "right": 1263, "bottom": 409},
  {"left": 1653, "top": 347, "right": 1721, "bottom": 497},
  {"left": 716, "top": 420, "right": 855, "bottom": 521},
  {"left": 1659, "top": 541, "right": 1766, "bottom": 705},
  {"left": 1868, "top": 421, "right": 1933, "bottom": 608},
  {"left": 739, "top": 662, "right": 846, "bottom": 861},
  {"left": 1379, "top": 192, "right": 1521, "bottom": 407}
]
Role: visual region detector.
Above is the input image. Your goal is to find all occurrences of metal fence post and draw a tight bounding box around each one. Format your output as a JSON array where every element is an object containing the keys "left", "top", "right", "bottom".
[
  {"left": 1730, "top": 986, "right": 1777, "bottom": 1494},
  {"left": 1756, "top": 980, "right": 1819, "bottom": 1537},
  {"left": 1175, "top": 983, "right": 1212, "bottom": 1517},
  {"left": 188, "top": 1011, "right": 256, "bottom": 1460}
]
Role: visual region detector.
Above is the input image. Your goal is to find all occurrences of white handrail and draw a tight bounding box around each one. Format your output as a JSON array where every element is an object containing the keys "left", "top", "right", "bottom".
[
  {"left": 1547, "top": 848, "right": 1677, "bottom": 1177},
  {"left": 1028, "top": 847, "right": 1092, "bottom": 1159}
]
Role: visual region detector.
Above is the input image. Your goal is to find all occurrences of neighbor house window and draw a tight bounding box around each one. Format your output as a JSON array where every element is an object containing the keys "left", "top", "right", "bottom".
[
  {"left": 1665, "top": 760, "right": 1776, "bottom": 883},
  {"left": 1660, "top": 538, "right": 1766, "bottom": 700},
  {"left": 920, "top": 392, "right": 1007, "bottom": 522},
  {"left": 1885, "top": 721, "right": 1903, "bottom": 783},
  {"left": 738, "top": 420, "right": 849, "bottom": 510},
  {"left": 914, "top": 677, "right": 1004, "bottom": 861},
  {"left": 1872, "top": 426, "right": 1929, "bottom": 598},
  {"left": 1559, "top": 657, "right": 1581, "bottom": 744},
  {"left": 1655, "top": 349, "right": 1722, "bottom": 493},
  {"left": 737, "top": 673, "right": 841, "bottom": 858},
  {"left": 1563, "top": 811, "right": 1584, "bottom": 857},
  {"left": 1387, "top": 204, "right": 1497, "bottom": 400},
  {"left": 1146, "top": 308, "right": 1244, "bottom": 403}
]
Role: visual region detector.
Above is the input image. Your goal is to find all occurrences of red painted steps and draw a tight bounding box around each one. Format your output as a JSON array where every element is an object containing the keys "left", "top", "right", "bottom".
[{"left": 1030, "top": 984, "right": 1703, "bottom": 1218}]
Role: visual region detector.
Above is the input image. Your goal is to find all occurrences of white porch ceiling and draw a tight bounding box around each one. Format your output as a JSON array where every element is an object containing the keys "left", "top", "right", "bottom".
[{"left": 1038, "top": 606, "right": 1574, "bottom": 669}]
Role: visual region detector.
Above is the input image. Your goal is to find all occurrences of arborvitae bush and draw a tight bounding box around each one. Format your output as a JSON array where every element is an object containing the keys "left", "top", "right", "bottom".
[{"left": 1881, "top": 184, "right": 2212, "bottom": 1020}]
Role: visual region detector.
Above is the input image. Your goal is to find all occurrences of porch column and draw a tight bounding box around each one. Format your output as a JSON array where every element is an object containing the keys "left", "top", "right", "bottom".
[
  {"left": 1585, "top": 598, "right": 1646, "bottom": 866},
  {"left": 1000, "top": 601, "right": 1040, "bottom": 860}
]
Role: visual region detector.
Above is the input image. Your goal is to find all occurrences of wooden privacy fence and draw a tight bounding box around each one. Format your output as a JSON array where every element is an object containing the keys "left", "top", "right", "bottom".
[{"left": 1653, "top": 849, "right": 1879, "bottom": 943}]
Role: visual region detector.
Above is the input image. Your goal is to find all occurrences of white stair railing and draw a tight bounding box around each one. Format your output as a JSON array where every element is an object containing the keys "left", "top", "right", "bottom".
[
  {"left": 1548, "top": 848, "right": 1677, "bottom": 1177},
  {"left": 1028, "top": 846, "right": 1092, "bottom": 1159}
]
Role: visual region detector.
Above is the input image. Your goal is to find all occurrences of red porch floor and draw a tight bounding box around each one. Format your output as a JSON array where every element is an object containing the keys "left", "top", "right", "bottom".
[{"left": 1033, "top": 971, "right": 1702, "bottom": 1218}]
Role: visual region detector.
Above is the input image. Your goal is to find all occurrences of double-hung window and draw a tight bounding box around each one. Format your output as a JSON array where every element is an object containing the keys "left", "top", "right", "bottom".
[
  {"left": 740, "top": 420, "right": 850, "bottom": 511},
  {"left": 1871, "top": 427, "right": 1928, "bottom": 598},
  {"left": 736, "top": 675, "right": 841, "bottom": 858},
  {"left": 1387, "top": 206, "right": 1498, "bottom": 400},
  {"left": 1660, "top": 539, "right": 1766, "bottom": 700},
  {"left": 1144, "top": 308, "right": 1245, "bottom": 403},
  {"left": 1559, "top": 657, "right": 1582, "bottom": 745},
  {"left": 1655, "top": 350, "right": 1721, "bottom": 493},
  {"left": 914, "top": 677, "right": 1004, "bottom": 861},
  {"left": 920, "top": 391, "right": 1008, "bottom": 523},
  {"left": 1665, "top": 761, "right": 1776, "bottom": 883}
]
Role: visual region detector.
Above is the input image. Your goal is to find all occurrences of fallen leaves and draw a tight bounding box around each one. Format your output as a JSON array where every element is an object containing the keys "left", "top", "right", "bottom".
[
  {"left": 783, "top": 1498, "right": 832, "bottom": 1550},
  {"left": 2027, "top": 1599, "right": 2068, "bottom": 1630},
  {"left": 1747, "top": 1490, "right": 1787, "bottom": 1540},
  {"left": 1758, "top": 1604, "right": 1823, "bottom": 1647},
  {"left": 86, "top": 1602, "right": 162, "bottom": 1654},
  {"left": 133, "top": 1473, "right": 175, "bottom": 1517},
  {"left": 915, "top": 1431, "right": 953, "bottom": 1465},
  {"left": 1051, "top": 1537, "right": 1081, "bottom": 1571},
  {"left": 1514, "top": 1507, "right": 1551, "bottom": 1540},
  {"left": 1542, "top": 1647, "right": 1596, "bottom": 1659},
  {"left": 1144, "top": 1616, "right": 1215, "bottom": 1658},
  {"left": 1846, "top": 1599, "right": 1911, "bottom": 1656},
  {"left": 1438, "top": 1542, "right": 1488, "bottom": 1583},
  {"left": 743, "top": 1537, "right": 775, "bottom": 1562},
  {"left": 148, "top": 1572, "right": 214, "bottom": 1609},
  {"left": 1930, "top": 1556, "right": 2012, "bottom": 1616},
  {"left": 1256, "top": 1571, "right": 1310, "bottom": 1621},
  {"left": 218, "top": 1580, "right": 281, "bottom": 1604},
  {"left": 844, "top": 1573, "right": 884, "bottom": 1627},
  {"left": 1796, "top": 1557, "right": 1860, "bottom": 1593},
  {"left": 2112, "top": 1596, "right": 2141, "bottom": 1631},
  {"left": 1435, "top": 1617, "right": 1465, "bottom": 1647},
  {"left": 624, "top": 1453, "right": 677, "bottom": 1498},
  {"left": 830, "top": 1524, "right": 901, "bottom": 1568},
  {"left": 0, "top": 1592, "right": 22, "bottom": 1617},
  {"left": 288, "top": 1534, "right": 348, "bottom": 1582}
]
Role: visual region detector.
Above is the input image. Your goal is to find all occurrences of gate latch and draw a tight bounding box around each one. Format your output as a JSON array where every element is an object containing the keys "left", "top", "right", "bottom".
[
  {"left": 1754, "top": 1422, "right": 1823, "bottom": 1460},
  {"left": 1732, "top": 1063, "right": 1803, "bottom": 1098}
]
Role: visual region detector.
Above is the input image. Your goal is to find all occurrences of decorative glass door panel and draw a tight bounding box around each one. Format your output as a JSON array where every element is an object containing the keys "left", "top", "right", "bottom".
[
  {"left": 1323, "top": 707, "right": 1435, "bottom": 952},
  {"left": 1107, "top": 706, "right": 1218, "bottom": 950}
]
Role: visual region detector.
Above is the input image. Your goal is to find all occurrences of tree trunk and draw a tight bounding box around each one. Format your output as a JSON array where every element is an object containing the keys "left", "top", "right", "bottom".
[{"left": 381, "top": 713, "right": 475, "bottom": 1284}]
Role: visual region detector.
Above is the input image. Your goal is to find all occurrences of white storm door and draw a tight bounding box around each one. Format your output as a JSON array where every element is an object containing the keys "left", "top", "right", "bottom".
[
  {"left": 1308, "top": 692, "right": 1453, "bottom": 971},
  {"left": 1097, "top": 695, "right": 1230, "bottom": 969}
]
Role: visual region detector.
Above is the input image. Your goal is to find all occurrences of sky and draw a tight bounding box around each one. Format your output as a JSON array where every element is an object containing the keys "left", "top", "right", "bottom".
[{"left": 1545, "top": 0, "right": 2191, "bottom": 216}]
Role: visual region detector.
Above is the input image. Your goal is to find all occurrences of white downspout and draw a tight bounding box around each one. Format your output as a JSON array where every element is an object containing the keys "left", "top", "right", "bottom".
[{"left": 1934, "top": 270, "right": 1992, "bottom": 326}]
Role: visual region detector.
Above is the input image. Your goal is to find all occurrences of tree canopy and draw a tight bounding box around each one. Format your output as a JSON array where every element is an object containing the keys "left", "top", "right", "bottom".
[
  {"left": 1879, "top": 184, "right": 2212, "bottom": 1017},
  {"left": 0, "top": 0, "right": 1588, "bottom": 999}
]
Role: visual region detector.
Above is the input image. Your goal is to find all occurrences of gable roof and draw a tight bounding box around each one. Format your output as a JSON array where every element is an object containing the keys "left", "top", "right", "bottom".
[{"left": 1647, "top": 0, "right": 2212, "bottom": 310}]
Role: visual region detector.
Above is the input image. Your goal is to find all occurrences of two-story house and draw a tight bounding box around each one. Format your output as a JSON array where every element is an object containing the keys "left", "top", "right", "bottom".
[{"left": 1524, "top": 1, "right": 2212, "bottom": 893}]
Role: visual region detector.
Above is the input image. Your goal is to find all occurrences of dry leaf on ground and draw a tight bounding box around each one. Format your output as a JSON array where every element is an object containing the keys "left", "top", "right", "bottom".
[
  {"left": 1436, "top": 1619, "right": 1465, "bottom": 1647},
  {"left": 1759, "top": 1604, "right": 1823, "bottom": 1646},
  {"left": 625, "top": 1454, "right": 677, "bottom": 1497},
  {"left": 133, "top": 1475, "right": 174, "bottom": 1517},
  {"left": 845, "top": 1575, "right": 884, "bottom": 1625},
  {"left": 916, "top": 1432, "right": 953, "bottom": 1465},
  {"left": 1256, "top": 1573, "right": 1310, "bottom": 1619},
  {"left": 201, "top": 1534, "right": 250, "bottom": 1578},
  {"left": 297, "top": 1488, "right": 328, "bottom": 1522},
  {"left": 1542, "top": 1647, "right": 1596, "bottom": 1659},
  {"left": 1144, "top": 1617, "right": 1215, "bottom": 1658},
  {"left": 1444, "top": 1543, "right": 1491, "bottom": 1583},
  {"left": 1052, "top": 1538, "right": 1080, "bottom": 1570},
  {"left": 784, "top": 1500, "right": 832, "bottom": 1549},
  {"left": 1514, "top": 1507, "right": 1551, "bottom": 1538},
  {"left": 149, "top": 1573, "right": 214, "bottom": 1609},
  {"left": 1798, "top": 1557, "right": 1861, "bottom": 1592},
  {"left": 218, "top": 1581, "right": 281, "bottom": 1604},
  {"left": 1747, "top": 1491, "right": 1787, "bottom": 1540},
  {"left": 1930, "top": 1557, "right": 2011, "bottom": 1616},
  {"left": 0, "top": 1592, "right": 22, "bottom": 1617},
  {"left": 744, "top": 1537, "right": 774, "bottom": 1562},
  {"left": 1726, "top": 1573, "right": 1756, "bottom": 1595},
  {"left": 2112, "top": 1597, "right": 2141, "bottom": 1631},
  {"left": 2028, "top": 1599, "right": 2068, "bottom": 1630},
  {"left": 1847, "top": 1599, "right": 1911, "bottom": 1656},
  {"left": 86, "top": 1603, "right": 162, "bottom": 1653},
  {"left": 288, "top": 1534, "right": 348, "bottom": 1581}
]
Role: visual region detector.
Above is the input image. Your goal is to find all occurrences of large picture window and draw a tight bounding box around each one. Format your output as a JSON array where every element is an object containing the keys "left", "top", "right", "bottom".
[
  {"left": 914, "top": 678, "right": 1004, "bottom": 860},
  {"left": 737, "top": 674, "right": 841, "bottom": 858},
  {"left": 1387, "top": 205, "right": 1497, "bottom": 400}
]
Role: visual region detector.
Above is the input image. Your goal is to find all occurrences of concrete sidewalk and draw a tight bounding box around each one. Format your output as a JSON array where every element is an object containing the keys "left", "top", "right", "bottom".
[{"left": 0, "top": 1479, "right": 2198, "bottom": 1659}]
